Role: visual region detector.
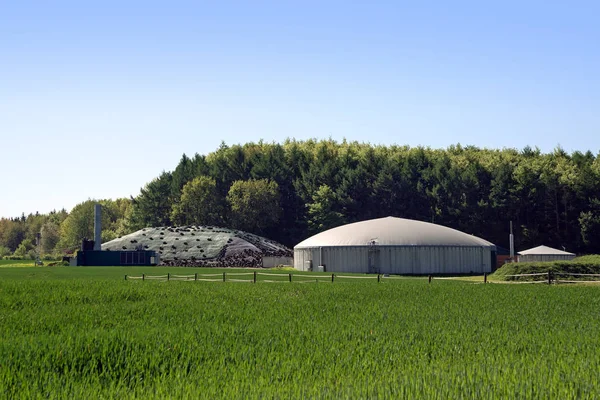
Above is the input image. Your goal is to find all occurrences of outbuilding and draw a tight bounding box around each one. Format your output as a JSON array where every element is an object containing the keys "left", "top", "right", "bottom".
[
  {"left": 294, "top": 217, "right": 496, "bottom": 274},
  {"left": 517, "top": 245, "right": 575, "bottom": 262}
]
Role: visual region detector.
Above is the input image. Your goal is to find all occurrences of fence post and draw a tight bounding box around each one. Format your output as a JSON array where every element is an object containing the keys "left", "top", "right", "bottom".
[
  {"left": 548, "top": 271, "right": 552, "bottom": 285},
  {"left": 484, "top": 273, "right": 487, "bottom": 284},
  {"left": 428, "top": 275, "right": 432, "bottom": 284},
  {"left": 223, "top": 272, "right": 226, "bottom": 282},
  {"left": 125, "top": 275, "right": 127, "bottom": 281},
  {"left": 289, "top": 273, "right": 292, "bottom": 283},
  {"left": 331, "top": 273, "right": 335, "bottom": 283},
  {"left": 142, "top": 274, "right": 145, "bottom": 281},
  {"left": 195, "top": 273, "right": 197, "bottom": 281},
  {"left": 377, "top": 274, "right": 381, "bottom": 283},
  {"left": 167, "top": 273, "right": 170, "bottom": 281},
  {"left": 253, "top": 271, "right": 257, "bottom": 283}
]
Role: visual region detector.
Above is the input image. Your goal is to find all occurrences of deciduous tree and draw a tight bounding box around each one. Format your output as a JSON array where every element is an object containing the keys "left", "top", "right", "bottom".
[
  {"left": 226, "top": 179, "right": 281, "bottom": 235},
  {"left": 171, "top": 176, "right": 224, "bottom": 226}
]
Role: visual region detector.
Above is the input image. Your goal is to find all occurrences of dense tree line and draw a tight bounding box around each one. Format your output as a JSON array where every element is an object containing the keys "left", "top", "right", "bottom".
[
  {"left": 2, "top": 140, "right": 600, "bottom": 258},
  {"left": 127, "top": 140, "right": 600, "bottom": 253},
  {"left": 0, "top": 200, "right": 131, "bottom": 259}
]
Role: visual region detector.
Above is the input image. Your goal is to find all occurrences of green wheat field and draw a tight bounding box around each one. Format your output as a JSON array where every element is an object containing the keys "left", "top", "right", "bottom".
[{"left": 1, "top": 266, "right": 599, "bottom": 399}]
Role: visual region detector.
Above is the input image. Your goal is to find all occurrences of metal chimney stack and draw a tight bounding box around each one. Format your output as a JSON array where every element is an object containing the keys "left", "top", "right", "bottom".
[
  {"left": 509, "top": 221, "right": 514, "bottom": 262},
  {"left": 94, "top": 204, "right": 102, "bottom": 251}
]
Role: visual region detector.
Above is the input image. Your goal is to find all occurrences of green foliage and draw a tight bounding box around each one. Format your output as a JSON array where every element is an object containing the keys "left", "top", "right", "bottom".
[
  {"left": 142, "top": 140, "right": 600, "bottom": 250},
  {"left": 127, "top": 172, "right": 174, "bottom": 230},
  {"left": 2, "top": 273, "right": 600, "bottom": 397},
  {"left": 0, "top": 245, "right": 10, "bottom": 258},
  {"left": 13, "top": 239, "right": 34, "bottom": 259},
  {"left": 2, "top": 256, "right": 27, "bottom": 261},
  {"left": 226, "top": 179, "right": 281, "bottom": 235},
  {"left": 0, "top": 219, "right": 26, "bottom": 252},
  {"left": 579, "top": 198, "right": 600, "bottom": 246},
  {"left": 40, "top": 222, "right": 60, "bottom": 255},
  {"left": 56, "top": 199, "right": 130, "bottom": 252},
  {"left": 56, "top": 202, "right": 98, "bottom": 252},
  {"left": 3, "top": 140, "right": 600, "bottom": 253},
  {"left": 170, "top": 176, "right": 224, "bottom": 226},
  {"left": 493, "top": 260, "right": 600, "bottom": 280},
  {"left": 573, "top": 254, "right": 600, "bottom": 263},
  {"left": 307, "top": 184, "right": 345, "bottom": 234}
]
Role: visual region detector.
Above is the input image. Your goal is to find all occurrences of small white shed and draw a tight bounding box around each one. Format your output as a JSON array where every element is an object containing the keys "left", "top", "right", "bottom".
[{"left": 517, "top": 245, "right": 575, "bottom": 262}]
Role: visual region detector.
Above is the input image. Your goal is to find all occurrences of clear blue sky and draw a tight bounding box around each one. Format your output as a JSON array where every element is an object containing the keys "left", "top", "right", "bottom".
[{"left": 1, "top": 0, "right": 598, "bottom": 218}]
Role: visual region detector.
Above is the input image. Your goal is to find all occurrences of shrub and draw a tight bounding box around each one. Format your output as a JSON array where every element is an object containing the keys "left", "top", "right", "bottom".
[
  {"left": 27, "top": 249, "right": 37, "bottom": 260},
  {"left": 0, "top": 246, "right": 11, "bottom": 258},
  {"left": 3, "top": 255, "right": 25, "bottom": 260},
  {"left": 13, "top": 239, "right": 35, "bottom": 259},
  {"left": 494, "top": 260, "right": 600, "bottom": 281},
  {"left": 573, "top": 254, "right": 600, "bottom": 264}
]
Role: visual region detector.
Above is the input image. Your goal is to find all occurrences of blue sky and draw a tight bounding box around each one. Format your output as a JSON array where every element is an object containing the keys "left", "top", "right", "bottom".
[{"left": 1, "top": 1, "right": 598, "bottom": 218}]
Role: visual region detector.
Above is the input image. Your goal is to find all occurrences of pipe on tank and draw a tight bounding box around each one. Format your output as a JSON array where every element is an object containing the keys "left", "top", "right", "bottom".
[{"left": 319, "top": 247, "right": 323, "bottom": 267}]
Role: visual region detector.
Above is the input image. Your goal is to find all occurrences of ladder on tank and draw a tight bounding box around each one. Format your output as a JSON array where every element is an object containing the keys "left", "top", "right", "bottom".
[{"left": 368, "top": 239, "right": 380, "bottom": 274}]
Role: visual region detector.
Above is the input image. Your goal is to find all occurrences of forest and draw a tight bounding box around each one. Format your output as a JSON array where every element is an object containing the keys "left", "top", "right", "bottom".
[{"left": 2, "top": 139, "right": 600, "bottom": 259}]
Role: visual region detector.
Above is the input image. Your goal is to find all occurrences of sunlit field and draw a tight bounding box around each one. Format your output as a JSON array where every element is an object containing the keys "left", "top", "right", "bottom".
[{"left": 1, "top": 267, "right": 599, "bottom": 398}]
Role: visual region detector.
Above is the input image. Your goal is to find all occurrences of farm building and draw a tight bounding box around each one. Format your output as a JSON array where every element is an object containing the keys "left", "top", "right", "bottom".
[
  {"left": 294, "top": 217, "right": 496, "bottom": 274},
  {"left": 517, "top": 245, "right": 575, "bottom": 262}
]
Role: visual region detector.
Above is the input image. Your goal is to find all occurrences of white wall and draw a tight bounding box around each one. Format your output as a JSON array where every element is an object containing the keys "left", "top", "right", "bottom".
[
  {"left": 294, "top": 246, "right": 493, "bottom": 274},
  {"left": 517, "top": 254, "right": 575, "bottom": 262}
]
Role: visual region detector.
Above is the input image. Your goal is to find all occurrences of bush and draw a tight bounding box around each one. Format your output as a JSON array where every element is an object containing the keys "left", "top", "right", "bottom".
[
  {"left": 3, "top": 255, "right": 25, "bottom": 260},
  {"left": 573, "top": 254, "right": 600, "bottom": 263},
  {"left": 493, "top": 260, "right": 600, "bottom": 281},
  {"left": 13, "top": 239, "right": 35, "bottom": 259},
  {"left": 27, "top": 249, "right": 37, "bottom": 260},
  {"left": 0, "top": 246, "right": 11, "bottom": 258}
]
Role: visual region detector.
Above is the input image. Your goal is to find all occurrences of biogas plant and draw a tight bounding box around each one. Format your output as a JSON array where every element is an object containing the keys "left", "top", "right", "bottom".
[
  {"left": 71, "top": 204, "right": 292, "bottom": 268},
  {"left": 73, "top": 204, "right": 575, "bottom": 274}
]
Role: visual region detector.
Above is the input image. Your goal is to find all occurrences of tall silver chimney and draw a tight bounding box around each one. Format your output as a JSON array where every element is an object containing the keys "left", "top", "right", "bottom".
[
  {"left": 509, "top": 221, "right": 514, "bottom": 262},
  {"left": 94, "top": 203, "right": 102, "bottom": 251}
]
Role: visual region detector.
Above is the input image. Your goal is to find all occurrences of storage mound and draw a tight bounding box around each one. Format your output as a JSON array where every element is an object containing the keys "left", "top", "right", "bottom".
[{"left": 102, "top": 226, "right": 292, "bottom": 267}]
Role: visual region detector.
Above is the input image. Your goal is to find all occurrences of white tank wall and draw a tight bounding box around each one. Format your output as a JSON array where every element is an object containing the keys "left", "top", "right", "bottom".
[
  {"left": 294, "top": 247, "right": 369, "bottom": 273},
  {"left": 294, "top": 246, "right": 493, "bottom": 274},
  {"left": 517, "top": 254, "right": 575, "bottom": 263}
]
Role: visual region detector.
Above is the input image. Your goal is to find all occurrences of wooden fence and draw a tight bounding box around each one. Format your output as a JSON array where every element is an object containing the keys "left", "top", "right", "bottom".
[
  {"left": 125, "top": 271, "right": 384, "bottom": 283},
  {"left": 504, "top": 271, "right": 600, "bottom": 284}
]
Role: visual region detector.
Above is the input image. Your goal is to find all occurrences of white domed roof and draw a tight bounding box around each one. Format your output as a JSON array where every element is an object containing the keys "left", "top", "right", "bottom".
[{"left": 295, "top": 217, "right": 495, "bottom": 248}]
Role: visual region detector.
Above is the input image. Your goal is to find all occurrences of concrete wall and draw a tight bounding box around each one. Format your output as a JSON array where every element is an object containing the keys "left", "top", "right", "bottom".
[
  {"left": 262, "top": 256, "right": 293, "bottom": 268},
  {"left": 294, "top": 245, "right": 493, "bottom": 274},
  {"left": 517, "top": 254, "right": 576, "bottom": 263}
]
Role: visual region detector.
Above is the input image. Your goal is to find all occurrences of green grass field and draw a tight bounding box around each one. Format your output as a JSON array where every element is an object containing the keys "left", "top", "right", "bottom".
[{"left": 1, "top": 267, "right": 600, "bottom": 398}]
